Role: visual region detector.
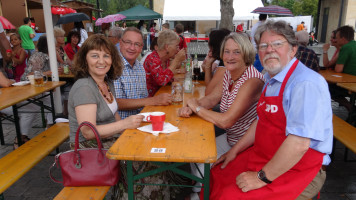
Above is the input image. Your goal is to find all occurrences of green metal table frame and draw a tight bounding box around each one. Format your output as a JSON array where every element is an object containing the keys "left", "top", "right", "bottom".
[{"left": 126, "top": 161, "right": 211, "bottom": 200}]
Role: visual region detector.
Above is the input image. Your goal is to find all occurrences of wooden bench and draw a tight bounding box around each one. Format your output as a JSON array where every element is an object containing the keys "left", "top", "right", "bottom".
[
  {"left": 54, "top": 186, "right": 111, "bottom": 200},
  {"left": 332, "top": 115, "right": 356, "bottom": 161},
  {"left": 0, "top": 123, "right": 69, "bottom": 194}
]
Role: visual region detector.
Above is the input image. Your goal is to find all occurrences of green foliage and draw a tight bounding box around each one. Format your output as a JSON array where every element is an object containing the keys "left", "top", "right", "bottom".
[
  {"left": 270, "top": 0, "right": 319, "bottom": 25},
  {"left": 81, "top": 0, "right": 150, "bottom": 18}
]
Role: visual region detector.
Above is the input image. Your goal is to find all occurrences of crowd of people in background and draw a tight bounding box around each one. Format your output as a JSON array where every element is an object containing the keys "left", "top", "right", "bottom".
[{"left": 1, "top": 13, "right": 356, "bottom": 200}]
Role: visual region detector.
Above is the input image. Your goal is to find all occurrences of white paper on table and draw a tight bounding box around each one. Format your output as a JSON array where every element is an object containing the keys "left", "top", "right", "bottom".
[
  {"left": 55, "top": 118, "right": 69, "bottom": 123},
  {"left": 137, "top": 122, "right": 179, "bottom": 136}
]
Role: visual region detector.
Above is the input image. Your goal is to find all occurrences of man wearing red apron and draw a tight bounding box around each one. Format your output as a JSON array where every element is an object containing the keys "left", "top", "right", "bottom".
[{"left": 208, "top": 20, "right": 333, "bottom": 200}]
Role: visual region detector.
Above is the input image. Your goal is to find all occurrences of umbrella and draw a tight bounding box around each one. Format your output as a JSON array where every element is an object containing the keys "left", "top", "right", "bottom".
[
  {"left": 0, "top": 16, "right": 15, "bottom": 29},
  {"left": 251, "top": 5, "right": 293, "bottom": 16},
  {"left": 56, "top": 13, "right": 90, "bottom": 25},
  {"left": 95, "top": 14, "right": 126, "bottom": 26}
]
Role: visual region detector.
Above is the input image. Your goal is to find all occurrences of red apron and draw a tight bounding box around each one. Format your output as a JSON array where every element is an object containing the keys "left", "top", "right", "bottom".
[{"left": 209, "top": 60, "right": 324, "bottom": 200}]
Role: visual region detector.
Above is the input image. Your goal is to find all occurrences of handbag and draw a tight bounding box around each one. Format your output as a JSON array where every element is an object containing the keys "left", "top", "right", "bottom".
[{"left": 49, "top": 121, "right": 120, "bottom": 186}]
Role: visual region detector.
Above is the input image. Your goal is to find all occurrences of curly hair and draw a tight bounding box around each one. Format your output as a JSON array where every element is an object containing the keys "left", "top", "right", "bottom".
[
  {"left": 66, "top": 30, "right": 81, "bottom": 45},
  {"left": 72, "top": 34, "right": 123, "bottom": 81}
]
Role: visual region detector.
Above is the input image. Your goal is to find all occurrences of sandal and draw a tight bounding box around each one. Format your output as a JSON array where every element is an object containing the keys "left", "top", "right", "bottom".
[{"left": 13, "top": 135, "right": 31, "bottom": 150}]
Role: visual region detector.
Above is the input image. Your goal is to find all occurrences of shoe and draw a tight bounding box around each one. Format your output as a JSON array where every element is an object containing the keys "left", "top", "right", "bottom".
[{"left": 13, "top": 135, "right": 30, "bottom": 150}]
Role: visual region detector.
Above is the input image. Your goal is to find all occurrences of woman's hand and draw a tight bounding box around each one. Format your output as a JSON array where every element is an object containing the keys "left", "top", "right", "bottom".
[
  {"left": 122, "top": 114, "right": 144, "bottom": 129},
  {"left": 174, "top": 49, "right": 186, "bottom": 65},
  {"left": 178, "top": 106, "right": 193, "bottom": 117},
  {"left": 323, "top": 43, "right": 330, "bottom": 51},
  {"left": 211, "top": 149, "right": 238, "bottom": 169},
  {"left": 187, "top": 98, "right": 199, "bottom": 110},
  {"left": 58, "top": 66, "right": 64, "bottom": 74}
]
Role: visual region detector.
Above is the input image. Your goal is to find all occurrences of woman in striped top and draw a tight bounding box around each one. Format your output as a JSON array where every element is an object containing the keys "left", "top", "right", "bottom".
[{"left": 179, "top": 32, "right": 265, "bottom": 193}]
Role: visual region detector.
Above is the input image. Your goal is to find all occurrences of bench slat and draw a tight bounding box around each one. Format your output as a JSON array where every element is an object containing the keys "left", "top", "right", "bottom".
[
  {"left": 333, "top": 115, "right": 356, "bottom": 154},
  {"left": 0, "top": 123, "right": 69, "bottom": 194},
  {"left": 54, "top": 186, "right": 110, "bottom": 200}
]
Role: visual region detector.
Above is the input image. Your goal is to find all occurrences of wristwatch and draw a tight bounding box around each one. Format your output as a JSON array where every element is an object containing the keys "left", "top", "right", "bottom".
[
  {"left": 257, "top": 170, "right": 272, "bottom": 184},
  {"left": 195, "top": 106, "right": 202, "bottom": 113}
]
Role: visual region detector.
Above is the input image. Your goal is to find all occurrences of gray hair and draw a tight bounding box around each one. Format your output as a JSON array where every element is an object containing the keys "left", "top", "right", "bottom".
[
  {"left": 157, "top": 30, "right": 179, "bottom": 50},
  {"left": 220, "top": 32, "right": 255, "bottom": 66},
  {"left": 122, "top": 27, "right": 144, "bottom": 41},
  {"left": 254, "top": 20, "right": 298, "bottom": 48},
  {"left": 109, "top": 27, "right": 123, "bottom": 39},
  {"left": 295, "top": 30, "right": 309, "bottom": 46}
]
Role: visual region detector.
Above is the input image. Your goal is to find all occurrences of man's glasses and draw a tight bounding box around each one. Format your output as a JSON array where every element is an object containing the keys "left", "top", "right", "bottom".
[
  {"left": 258, "top": 40, "right": 287, "bottom": 51},
  {"left": 121, "top": 39, "right": 143, "bottom": 48}
]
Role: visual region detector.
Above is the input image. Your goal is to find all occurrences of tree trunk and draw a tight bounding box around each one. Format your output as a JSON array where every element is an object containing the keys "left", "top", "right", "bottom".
[{"left": 220, "top": 0, "right": 234, "bottom": 31}]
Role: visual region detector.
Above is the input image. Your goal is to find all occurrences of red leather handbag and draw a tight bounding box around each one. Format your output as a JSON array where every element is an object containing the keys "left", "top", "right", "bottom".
[{"left": 50, "top": 121, "right": 120, "bottom": 186}]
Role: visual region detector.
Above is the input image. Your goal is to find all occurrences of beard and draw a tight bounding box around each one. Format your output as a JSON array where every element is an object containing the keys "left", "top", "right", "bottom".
[{"left": 262, "top": 52, "right": 291, "bottom": 76}]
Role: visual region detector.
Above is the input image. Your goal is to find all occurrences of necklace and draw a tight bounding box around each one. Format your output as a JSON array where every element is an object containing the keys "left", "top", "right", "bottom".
[
  {"left": 229, "top": 78, "right": 239, "bottom": 91},
  {"left": 96, "top": 81, "right": 114, "bottom": 103}
]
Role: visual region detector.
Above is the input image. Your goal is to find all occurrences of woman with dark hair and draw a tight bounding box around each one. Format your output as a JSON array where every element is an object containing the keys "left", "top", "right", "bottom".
[
  {"left": 64, "top": 30, "right": 81, "bottom": 61},
  {"left": 21, "top": 35, "right": 51, "bottom": 79},
  {"left": 323, "top": 30, "right": 339, "bottom": 69},
  {"left": 202, "top": 28, "right": 231, "bottom": 95},
  {"left": 73, "top": 21, "right": 88, "bottom": 47},
  {"left": 68, "top": 34, "right": 143, "bottom": 149}
]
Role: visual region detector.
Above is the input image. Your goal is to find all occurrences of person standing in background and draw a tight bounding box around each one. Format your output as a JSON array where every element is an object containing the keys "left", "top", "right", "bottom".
[
  {"left": 18, "top": 17, "right": 35, "bottom": 58},
  {"left": 73, "top": 21, "right": 88, "bottom": 47},
  {"left": 297, "top": 21, "right": 305, "bottom": 32}
]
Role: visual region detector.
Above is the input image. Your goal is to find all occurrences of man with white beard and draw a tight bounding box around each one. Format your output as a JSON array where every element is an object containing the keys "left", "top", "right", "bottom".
[{"left": 208, "top": 20, "right": 333, "bottom": 200}]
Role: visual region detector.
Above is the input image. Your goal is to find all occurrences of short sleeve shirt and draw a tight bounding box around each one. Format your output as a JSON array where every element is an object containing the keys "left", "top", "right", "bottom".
[
  {"left": 18, "top": 25, "right": 35, "bottom": 50},
  {"left": 263, "top": 58, "right": 333, "bottom": 165},
  {"left": 336, "top": 40, "right": 356, "bottom": 76},
  {"left": 113, "top": 52, "right": 148, "bottom": 119}
]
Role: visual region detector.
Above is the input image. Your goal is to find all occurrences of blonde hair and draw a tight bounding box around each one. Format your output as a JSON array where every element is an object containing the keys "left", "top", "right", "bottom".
[
  {"left": 157, "top": 30, "right": 179, "bottom": 50},
  {"left": 220, "top": 32, "right": 255, "bottom": 66},
  {"left": 53, "top": 27, "right": 65, "bottom": 38}
]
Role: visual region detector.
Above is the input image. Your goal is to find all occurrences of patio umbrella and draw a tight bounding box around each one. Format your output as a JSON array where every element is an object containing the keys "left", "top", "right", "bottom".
[
  {"left": 251, "top": 5, "right": 293, "bottom": 16},
  {"left": 0, "top": 16, "right": 15, "bottom": 29},
  {"left": 95, "top": 14, "right": 126, "bottom": 26},
  {"left": 56, "top": 13, "right": 90, "bottom": 25}
]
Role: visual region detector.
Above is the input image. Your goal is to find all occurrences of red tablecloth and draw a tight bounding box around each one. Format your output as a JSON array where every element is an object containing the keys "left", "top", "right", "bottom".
[{"left": 185, "top": 37, "right": 209, "bottom": 43}]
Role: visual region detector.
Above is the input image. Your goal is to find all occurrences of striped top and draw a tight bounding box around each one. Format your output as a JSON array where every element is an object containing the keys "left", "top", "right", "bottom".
[{"left": 220, "top": 65, "right": 264, "bottom": 146}]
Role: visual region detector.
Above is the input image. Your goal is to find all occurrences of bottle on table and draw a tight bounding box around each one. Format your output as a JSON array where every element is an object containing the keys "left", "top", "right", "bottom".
[
  {"left": 186, "top": 54, "right": 192, "bottom": 75},
  {"left": 63, "top": 54, "right": 69, "bottom": 75},
  {"left": 184, "top": 72, "right": 193, "bottom": 93}
]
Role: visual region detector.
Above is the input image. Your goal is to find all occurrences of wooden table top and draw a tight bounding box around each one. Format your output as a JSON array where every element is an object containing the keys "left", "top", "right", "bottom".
[
  {"left": 58, "top": 72, "right": 75, "bottom": 79},
  {"left": 0, "top": 81, "right": 66, "bottom": 110},
  {"left": 319, "top": 69, "right": 356, "bottom": 83},
  {"left": 107, "top": 82, "right": 217, "bottom": 163},
  {"left": 337, "top": 82, "right": 356, "bottom": 93}
]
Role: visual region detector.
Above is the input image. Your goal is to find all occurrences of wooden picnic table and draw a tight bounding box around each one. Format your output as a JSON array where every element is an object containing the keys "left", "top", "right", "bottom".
[
  {"left": 106, "top": 82, "right": 216, "bottom": 200},
  {"left": 319, "top": 69, "right": 356, "bottom": 83},
  {"left": 0, "top": 81, "right": 66, "bottom": 145},
  {"left": 336, "top": 82, "right": 356, "bottom": 124}
]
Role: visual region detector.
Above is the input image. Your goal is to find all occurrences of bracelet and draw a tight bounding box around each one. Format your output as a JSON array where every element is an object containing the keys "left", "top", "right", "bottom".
[{"left": 323, "top": 51, "right": 328, "bottom": 54}]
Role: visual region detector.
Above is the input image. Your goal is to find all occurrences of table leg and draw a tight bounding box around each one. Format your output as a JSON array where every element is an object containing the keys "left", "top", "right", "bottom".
[
  {"left": 203, "top": 163, "right": 210, "bottom": 200},
  {"left": 127, "top": 161, "right": 134, "bottom": 200},
  {"left": 346, "top": 93, "right": 355, "bottom": 124},
  {"left": 49, "top": 91, "right": 55, "bottom": 123},
  {"left": 12, "top": 105, "right": 22, "bottom": 146},
  {"left": 0, "top": 118, "right": 4, "bottom": 145}
]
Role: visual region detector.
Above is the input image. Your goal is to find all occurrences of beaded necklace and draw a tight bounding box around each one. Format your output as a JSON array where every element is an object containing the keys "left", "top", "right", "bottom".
[{"left": 96, "top": 81, "right": 114, "bottom": 103}]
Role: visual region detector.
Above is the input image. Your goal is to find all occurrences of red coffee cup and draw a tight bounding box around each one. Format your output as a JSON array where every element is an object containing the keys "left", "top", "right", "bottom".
[
  {"left": 6, "top": 49, "right": 12, "bottom": 53},
  {"left": 147, "top": 112, "right": 165, "bottom": 131}
]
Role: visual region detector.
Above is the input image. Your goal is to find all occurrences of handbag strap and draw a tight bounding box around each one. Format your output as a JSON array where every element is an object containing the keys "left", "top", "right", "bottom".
[
  {"left": 75, "top": 121, "right": 104, "bottom": 151},
  {"left": 49, "top": 154, "right": 63, "bottom": 184}
]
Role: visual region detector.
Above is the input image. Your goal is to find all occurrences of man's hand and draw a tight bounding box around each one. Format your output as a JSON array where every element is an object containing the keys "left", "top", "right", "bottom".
[
  {"left": 174, "top": 49, "right": 186, "bottom": 65},
  {"left": 178, "top": 106, "right": 193, "bottom": 117},
  {"left": 153, "top": 93, "right": 172, "bottom": 105},
  {"left": 236, "top": 171, "right": 267, "bottom": 192},
  {"left": 122, "top": 114, "right": 144, "bottom": 129}
]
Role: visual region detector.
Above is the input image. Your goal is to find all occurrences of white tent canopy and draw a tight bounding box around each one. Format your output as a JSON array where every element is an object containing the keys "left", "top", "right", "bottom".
[{"left": 163, "top": 0, "right": 263, "bottom": 21}]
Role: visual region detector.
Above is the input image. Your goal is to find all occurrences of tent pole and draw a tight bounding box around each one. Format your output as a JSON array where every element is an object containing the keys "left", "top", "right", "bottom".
[{"left": 42, "top": 0, "right": 62, "bottom": 114}]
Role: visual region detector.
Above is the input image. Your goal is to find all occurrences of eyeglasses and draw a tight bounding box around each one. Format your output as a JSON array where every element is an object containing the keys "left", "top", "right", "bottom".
[
  {"left": 258, "top": 40, "right": 287, "bottom": 51},
  {"left": 121, "top": 39, "right": 143, "bottom": 48}
]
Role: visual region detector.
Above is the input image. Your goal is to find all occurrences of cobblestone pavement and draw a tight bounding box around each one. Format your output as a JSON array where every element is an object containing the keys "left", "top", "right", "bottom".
[{"left": 0, "top": 101, "right": 355, "bottom": 199}]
